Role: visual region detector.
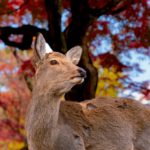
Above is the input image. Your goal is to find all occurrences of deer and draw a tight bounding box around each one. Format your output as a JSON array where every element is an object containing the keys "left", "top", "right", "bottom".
[{"left": 25, "top": 33, "right": 150, "bottom": 150}]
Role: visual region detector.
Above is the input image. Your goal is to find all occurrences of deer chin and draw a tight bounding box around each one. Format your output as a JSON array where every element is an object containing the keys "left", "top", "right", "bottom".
[{"left": 70, "top": 77, "right": 84, "bottom": 84}]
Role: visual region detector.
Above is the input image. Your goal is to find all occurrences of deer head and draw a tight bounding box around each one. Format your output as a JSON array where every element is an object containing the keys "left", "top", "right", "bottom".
[{"left": 33, "top": 33, "right": 86, "bottom": 95}]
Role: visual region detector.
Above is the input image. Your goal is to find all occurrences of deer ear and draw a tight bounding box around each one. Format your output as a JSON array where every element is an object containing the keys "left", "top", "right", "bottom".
[
  {"left": 66, "top": 46, "right": 82, "bottom": 65},
  {"left": 34, "top": 33, "right": 46, "bottom": 60},
  {"left": 32, "top": 33, "right": 53, "bottom": 66}
]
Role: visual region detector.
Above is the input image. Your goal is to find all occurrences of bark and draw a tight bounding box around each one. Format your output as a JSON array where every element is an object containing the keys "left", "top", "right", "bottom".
[
  {"left": 65, "top": 0, "right": 98, "bottom": 101},
  {"left": 44, "top": 0, "right": 67, "bottom": 53}
]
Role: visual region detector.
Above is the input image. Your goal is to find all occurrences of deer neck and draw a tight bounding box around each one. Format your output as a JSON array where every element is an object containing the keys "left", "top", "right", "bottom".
[
  {"left": 32, "top": 93, "right": 61, "bottom": 124},
  {"left": 27, "top": 85, "right": 63, "bottom": 148}
]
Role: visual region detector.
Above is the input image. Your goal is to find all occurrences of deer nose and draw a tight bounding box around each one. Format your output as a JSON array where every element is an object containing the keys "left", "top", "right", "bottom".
[{"left": 77, "top": 68, "right": 87, "bottom": 78}]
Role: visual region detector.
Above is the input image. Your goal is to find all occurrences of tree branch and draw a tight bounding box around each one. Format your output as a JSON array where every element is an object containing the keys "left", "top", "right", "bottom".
[
  {"left": 88, "top": 0, "right": 135, "bottom": 17},
  {"left": 0, "top": 25, "right": 48, "bottom": 50}
]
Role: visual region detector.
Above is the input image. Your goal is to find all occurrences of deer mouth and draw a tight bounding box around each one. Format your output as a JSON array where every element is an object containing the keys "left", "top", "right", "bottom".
[{"left": 70, "top": 76, "right": 85, "bottom": 84}]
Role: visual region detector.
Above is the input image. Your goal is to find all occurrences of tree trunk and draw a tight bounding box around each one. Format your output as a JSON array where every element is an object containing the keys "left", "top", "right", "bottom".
[{"left": 64, "top": 0, "right": 98, "bottom": 101}]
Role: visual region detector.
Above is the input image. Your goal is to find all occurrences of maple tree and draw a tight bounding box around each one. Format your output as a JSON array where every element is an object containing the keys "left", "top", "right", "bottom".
[
  {"left": 0, "top": 49, "right": 31, "bottom": 149},
  {"left": 0, "top": 0, "right": 149, "bottom": 100},
  {"left": 0, "top": 0, "right": 150, "bottom": 149}
]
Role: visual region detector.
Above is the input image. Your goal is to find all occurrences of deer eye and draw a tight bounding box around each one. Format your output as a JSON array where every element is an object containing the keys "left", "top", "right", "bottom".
[{"left": 50, "top": 60, "right": 59, "bottom": 65}]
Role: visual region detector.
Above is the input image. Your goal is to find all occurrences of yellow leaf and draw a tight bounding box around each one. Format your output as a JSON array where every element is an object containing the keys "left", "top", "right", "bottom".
[
  {"left": 8, "top": 141, "right": 25, "bottom": 150},
  {"left": 102, "top": 68, "right": 109, "bottom": 77},
  {"left": 107, "top": 87, "right": 117, "bottom": 97},
  {"left": 109, "top": 71, "right": 118, "bottom": 80},
  {"left": 96, "top": 66, "right": 124, "bottom": 97},
  {"left": 117, "top": 72, "right": 124, "bottom": 78}
]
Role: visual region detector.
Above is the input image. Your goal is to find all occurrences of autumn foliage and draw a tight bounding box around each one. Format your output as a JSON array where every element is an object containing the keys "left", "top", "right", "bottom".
[
  {"left": 0, "top": 49, "right": 31, "bottom": 149},
  {"left": 0, "top": 0, "right": 150, "bottom": 149}
]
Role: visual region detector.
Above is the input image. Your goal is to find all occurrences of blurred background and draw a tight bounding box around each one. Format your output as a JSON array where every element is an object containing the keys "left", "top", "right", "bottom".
[{"left": 0, "top": 0, "right": 150, "bottom": 149}]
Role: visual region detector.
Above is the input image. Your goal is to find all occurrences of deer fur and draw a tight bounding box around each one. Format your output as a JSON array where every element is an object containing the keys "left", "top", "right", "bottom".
[{"left": 25, "top": 33, "right": 150, "bottom": 150}]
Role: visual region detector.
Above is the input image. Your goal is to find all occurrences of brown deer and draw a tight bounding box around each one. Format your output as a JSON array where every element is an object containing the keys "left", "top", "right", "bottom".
[{"left": 25, "top": 33, "right": 150, "bottom": 150}]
